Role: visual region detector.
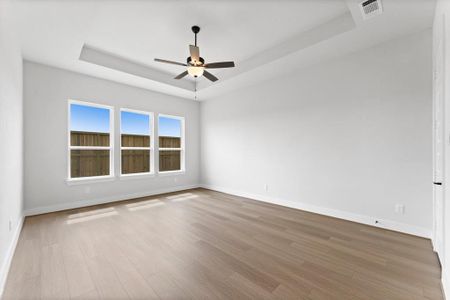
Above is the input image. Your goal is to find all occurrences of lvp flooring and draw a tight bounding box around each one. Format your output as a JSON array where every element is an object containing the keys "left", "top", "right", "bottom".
[{"left": 2, "top": 188, "right": 443, "bottom": 300}]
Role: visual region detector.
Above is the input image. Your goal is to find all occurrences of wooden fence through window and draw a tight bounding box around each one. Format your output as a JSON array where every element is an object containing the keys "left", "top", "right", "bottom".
[{"left": 70, "top": 131, "right": 182, "bottom": 177}]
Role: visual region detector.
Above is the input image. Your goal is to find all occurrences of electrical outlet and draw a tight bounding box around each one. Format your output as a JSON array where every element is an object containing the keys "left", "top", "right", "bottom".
[
  {"left": 9, "top": 220, "right": 12, "bottom": 232},
  {"left": 395, "top": 204, "right": 405, "bottom": 214},
  {"left": 85, "top": 186, "right": 91, "bottom": 194},
  {"left": 264, "top": 184, "right": 269, "bottom": 192}
]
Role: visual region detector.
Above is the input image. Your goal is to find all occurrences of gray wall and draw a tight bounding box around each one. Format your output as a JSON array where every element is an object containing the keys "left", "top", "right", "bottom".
[
  {"left": 23, "top": 62, "right": 200, "bottom": 214},
  {"left": 201, "top": 30, "right": 433, "bottom": 236},
  {"left": 0, "top": 0, "right": 23, "bottom": 293}
]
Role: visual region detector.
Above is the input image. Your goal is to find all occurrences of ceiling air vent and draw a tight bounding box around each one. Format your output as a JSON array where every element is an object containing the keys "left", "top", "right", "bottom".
[{"left": 360, "top": 0, "right": 383, "bottom": 20}]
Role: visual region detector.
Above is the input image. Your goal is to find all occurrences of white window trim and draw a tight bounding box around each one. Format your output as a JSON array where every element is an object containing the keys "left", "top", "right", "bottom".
[
  {"left": 120, "top": 108, "right": 154, "bottom": 177},
  {"left": 158, "top": 170, "right": 186, "bottom": 177},
  {"left": 158, "top": 113, "right": 185, "bottom": 174},
  {"left": 66, "top": 175, "right": 115, "bottom": 185},
  {"left": 67, "top": 99, "right": 114, "bottom": 183}
]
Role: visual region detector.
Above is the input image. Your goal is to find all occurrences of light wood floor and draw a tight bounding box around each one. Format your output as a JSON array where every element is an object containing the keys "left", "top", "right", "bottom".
[{"left": 3, "top": 188, "right": 443, "bottom": 300}]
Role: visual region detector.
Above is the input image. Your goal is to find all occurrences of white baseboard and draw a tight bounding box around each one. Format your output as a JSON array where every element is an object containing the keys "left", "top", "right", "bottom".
[
  {"left": 200, "top": 184, "right": 432, "bottom": 239},
  {"left": 24, "top": 184, "right": 200, "bottom": 216},
  {"left": 0, "top": 216, "right": 24, "bottom": 297},
  {"left": 442, "top": 271, "right": 449, "bottom": 300}
]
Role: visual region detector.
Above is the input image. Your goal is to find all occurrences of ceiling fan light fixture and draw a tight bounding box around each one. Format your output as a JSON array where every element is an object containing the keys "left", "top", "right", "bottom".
[{"left": 187, "top": 66, "right": 204, "bottom": 77}]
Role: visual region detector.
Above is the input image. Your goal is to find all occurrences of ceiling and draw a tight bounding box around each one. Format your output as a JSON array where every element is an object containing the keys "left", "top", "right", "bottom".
[{"left": 13, "top": 0, "right": 436, "bottom": 101}]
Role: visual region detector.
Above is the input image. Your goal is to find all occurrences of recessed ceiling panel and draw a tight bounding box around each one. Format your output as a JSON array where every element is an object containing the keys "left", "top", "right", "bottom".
[
  {"left": 84, "top": 0, "right": 349, "bottom": 76},
  {"left": 13, "top": 0, "right": 436, "bottom": 100}
]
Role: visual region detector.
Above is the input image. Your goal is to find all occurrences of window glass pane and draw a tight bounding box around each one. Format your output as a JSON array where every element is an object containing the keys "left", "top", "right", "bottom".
[
  {"left": 159, "top": 116, "right": 181, "bottom": 137},
  {"left": 71, "top": 150, "right": 110, "bottom": 178},
  {"left": 159, "top": 136, "right": 180, "bottom": 148},
  {"left": 121, "top": 111, "right": 151, "bottom": 147},
  {"left": 122, "top": 150, "right": 150, "bottom": 174},
  {"left": 71, "top": 132, "right": 110, "bottom": 147},
  {"left": 70, "top": 104, "right": 110, "bottom": 146},
  {"left": 121, "top": 111, "right": 150, "bottom": 135},
  {"left": 159, "top": 150, "right": 181, "bottom": 171},
  {"left": 159, "top": 116, "right": 181, "bottom": 148},
  {"left": 122, "top": 135, "right": 150, "bottom": 147},
  {"left": 120, "top": 111, "right": 151, "bottom": 175}
]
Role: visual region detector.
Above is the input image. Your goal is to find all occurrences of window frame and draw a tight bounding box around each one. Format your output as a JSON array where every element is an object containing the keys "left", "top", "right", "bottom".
[
  {"left": 67, "top": 99, "right": 114, "bottom": 183},
  {"left": 120, "top": 108, "right": 155, "bottom": 177},
  {"left": 158, "top": 113, "right": 185, "bottom": 174}
]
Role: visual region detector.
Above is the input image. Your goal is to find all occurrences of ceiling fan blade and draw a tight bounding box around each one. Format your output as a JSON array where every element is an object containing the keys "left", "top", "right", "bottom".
[
  {"left": 174, "top": 70, "right": 188, "bottom": 79},
  {"left": 189, "top": 45, "right": 200, "bottom": 63},
  {"left": 204, "top": 61, "right": 235, "bottom": 69},
  {"left": 203, "top": 70, "right": 218, "bottom": 82},
  {"left": 154, "top": 58, "right": 187, "bottom": 66}
]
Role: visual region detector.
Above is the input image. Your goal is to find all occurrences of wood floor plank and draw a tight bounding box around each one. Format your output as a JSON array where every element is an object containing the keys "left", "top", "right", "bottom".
[
  {"left": 3, "top": 188, "right": 443, "bottom": 300},
  {"left": 60, "top": 229, "right": 97, "bottom": 299},
  {"left": 84, "top": 255, "right": 130, "bottom": 299},
  {"left": 2, "top": 276, "right": 41, "bottom": 300},
  {"left": 40, "top": 244, "right": 70, "bottom": 300}
]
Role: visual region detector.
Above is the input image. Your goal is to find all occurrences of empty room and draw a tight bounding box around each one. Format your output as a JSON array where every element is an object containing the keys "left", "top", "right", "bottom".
[{"left": 1, "top": 0, "right": 449, "bottom": 299}]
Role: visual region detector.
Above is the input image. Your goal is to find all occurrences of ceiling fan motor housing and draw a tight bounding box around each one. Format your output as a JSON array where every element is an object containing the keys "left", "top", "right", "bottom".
[{"left": 187, "top": 56, "right": 204, "bottom": 66}]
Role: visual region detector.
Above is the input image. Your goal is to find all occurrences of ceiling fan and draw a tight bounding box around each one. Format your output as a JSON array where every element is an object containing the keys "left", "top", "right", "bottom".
[{"left": 154, "top": 26, "right": 235, "bottom": 82}]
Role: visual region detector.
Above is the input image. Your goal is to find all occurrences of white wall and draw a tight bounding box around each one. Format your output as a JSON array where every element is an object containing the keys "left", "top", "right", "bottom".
[
  {"left": 0, "top": 0, "right": 24, "bottom": 295},
  {"left": 201, "top": 30, "right": 432, "bottom": 237},
  {"left": 23, "top": 61, "right": 200, "bottom": 214},
  {"left": 433, "top": 0, "right": 450, "bottom": 297}
]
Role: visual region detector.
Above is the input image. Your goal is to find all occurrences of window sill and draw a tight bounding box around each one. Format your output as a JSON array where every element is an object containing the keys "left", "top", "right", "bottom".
[
  {"left": 158, "top": 170, "right": 185, "bottom": 177},
  {"left": 66, "top": 175, "right": 115, "bottom": 185},
  {"left": 119, "top": 173, "right": 155, "bottom": 180}
]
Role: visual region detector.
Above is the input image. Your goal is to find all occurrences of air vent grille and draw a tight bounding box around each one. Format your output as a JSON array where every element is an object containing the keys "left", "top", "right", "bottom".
[{"left": 360, "top": 0, "right": 383, "bottom": 20}]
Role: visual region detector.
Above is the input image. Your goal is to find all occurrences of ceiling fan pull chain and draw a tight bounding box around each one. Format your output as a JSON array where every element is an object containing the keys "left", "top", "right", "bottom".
[{"left": 194, "top": 80, "right": 198, "bottom": 101}]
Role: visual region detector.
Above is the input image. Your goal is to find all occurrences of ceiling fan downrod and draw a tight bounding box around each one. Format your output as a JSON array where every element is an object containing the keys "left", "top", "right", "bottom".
[{"left": 192, "top": 25, "right": 200, "bottom": 47}]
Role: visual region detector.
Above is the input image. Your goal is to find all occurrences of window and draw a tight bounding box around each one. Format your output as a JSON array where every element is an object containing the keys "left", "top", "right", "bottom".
[
  {"left": 120, "top": 109, "right": 153, "bottom": 176},
  {"left": 68, "top": 100, "right": 113, "bottom": 180},
  {"left": 158, "top": 114, "right": 184, "bottom": 172}
]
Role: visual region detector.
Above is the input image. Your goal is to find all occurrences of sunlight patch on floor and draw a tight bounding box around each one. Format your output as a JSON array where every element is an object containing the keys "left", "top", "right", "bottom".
[
  {"left": 68, "top": 207, "right": 115, "bottom": 219},
  {"left": 67, "top": 210, "right": 118, "bottom": 224},
  {"left": 166, "top": 193, "right": 199, "bottom": 202},
  {"left": 126, "top": 199, "right": 164, "bottom": 211}
]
